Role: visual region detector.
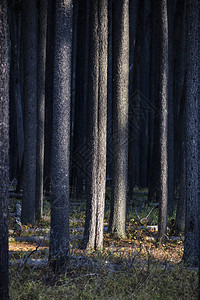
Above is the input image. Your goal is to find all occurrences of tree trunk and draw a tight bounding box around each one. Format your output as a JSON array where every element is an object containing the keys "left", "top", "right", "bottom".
[
  {"left": 183, "top": 0, "right": 199, "bottom": 266},
  {"left": 83, "top": 0, "right": 108, "bottom": 251},
  {"left": 139, "top": 0, "right": 150, "bottom": 189},
  {"left": 71, "top": 0, "right": 88, "bottom": 197},
  {"left": 44, "top": 1, "right": 55, "bottom": 192},
  {"left": 128, "top": 0, "right": 139, "bottom": 203},
  {"left": 157, "top": 0, "right": 168, "bottom": 242},
  {"left": 9, "top": 1, "right": 24, "bottom": 181},
  {"left": 175, "top": 142, "right": 186, "bottom": 233},
  {"left": 106, "top": 0, "right": 113, "bottom": 190},
  {"left": 0, "top": 1, "right": 9, "bottom": 298},
  {"left": 147, "top": 0, "right": 160, "bottom": 204},
  {"left": 21, "top": 0, "right": 38, "bottom": 225},
  {"left": 167, "top": 0, "right": 175, "bottom": 217},
  {"left": 49, "top": 0, "right": 73, "bottom": 270},
  {"left": 109, "top": 0, "right": 129, "bottom": 239},
  {"left": 173, "top": 0, "right": 186, "bottom": 193},
  {"left": 35, "top": 0, "right": 47, "bottom": 222}
]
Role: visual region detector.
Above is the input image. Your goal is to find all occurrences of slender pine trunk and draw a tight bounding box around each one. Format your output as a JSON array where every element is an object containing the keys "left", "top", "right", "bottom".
[{"left": 0, "top": 1, "right": 9, "bottom": 298}]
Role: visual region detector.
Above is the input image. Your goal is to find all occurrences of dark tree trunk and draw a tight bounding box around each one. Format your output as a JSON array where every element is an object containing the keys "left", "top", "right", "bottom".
[
  {"left": 173, "top": 0, "right": 186, "bottom": 192},
  {"left": 129, "top": 0, "right": 138, "bottom": 70},
  {"left": 157, "top": 0, "right": 168, "bottom": 241},
  {"left": 147, "top": 0, "right": 160, "bottom": 204},
  {"left": 49, "top": 0, "right": 72, "bottom": 270},
  {"left": 128, "top": 0, "right": 139, "bottom": 203},
  {"left": 138, "top": 0, "right": 150, "bottom": 189},
  {"left": 71, "top": 0, "right": 88, "bottom": 197},
  {"left": 44, "top": 1, "right": 55, "bottom": 192},
  {"left": 173, "top": 2, "right": 186, "bottom": 232},
  {"left": 183, "top": 0, "right": 199, "bottom": 266},
  {"left": 35, "top": 0, "right": 47, "bottom": 222},
  {"left": 109, "top": 0, "right": 129, "bottom": 238},
  {"left": 175, "top": 141, "right": 186, "bottom": 233},
  {"left": 9, "top": 1, "right": 24, "bottom": 181},
  {"left": 83, "top": 0, "right": 108, "bottom": 251},
  {"left": 0, "top": 1, "right": 9, "bottom": 298},
  {"left": 21, "top": 0, "right": 38, "bottom": 225}
]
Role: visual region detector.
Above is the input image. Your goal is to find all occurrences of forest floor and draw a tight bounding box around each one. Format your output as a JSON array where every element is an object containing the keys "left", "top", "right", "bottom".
[{"left": 8, "top": 194, "right": 198, "bottom": 300}]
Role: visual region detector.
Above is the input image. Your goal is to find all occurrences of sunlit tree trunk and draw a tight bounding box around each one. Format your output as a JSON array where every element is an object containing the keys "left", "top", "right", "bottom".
[
  {"left": 35, "top": 0, "right": 47, "bottom": 222},
  {"left": 83, "top": 0, "right": 108, "bottom": 251},
  {"left": 157, "top": 0, "right": 168, "bottom": 242},
  {"left": 0, "top": 1, "right": 9, "bottom": 298},
  {"left": 109, "top": 0, "right": 129, "bottom": 238},
  {"left": 167, "top": 0, "right": 175, "bottom": 217}
]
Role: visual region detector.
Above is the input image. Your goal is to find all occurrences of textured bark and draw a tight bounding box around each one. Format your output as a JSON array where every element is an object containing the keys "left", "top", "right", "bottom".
[
  {"left": 84, "top": 0, "right": 99, "bottom": 250},
  {"left": 49, "top": 0, "right": 72, "bottom": 269},
  {"left": 175, "top": 143, "right": 186, "bottom": 233},
  {"left": 173, "top": 0, "right": 186, "bottom": 190},
  {"left": 44, "top": 1, "right": 55, "bottom": 192},
  {"left": 83, "top": 0, "right": 108, "bottom": 251},
  {"left": 109, "top": 0, "right": 129, "bottom": 238},
  {"left": 35, "top": 0, "right": 47, "bottom": 222},
  {"left": 21, "top": 0, "right": 38, "bottom": 225},
  {"left": 147, "top": 0, "right": 160, "bottom": 203},
  {"left": 157, "top": 0, "right": 168, "bottom": 241},
  {"left": 183, "top": 0, "right": 199, "bottom": 266},
  {"left": 139, "top": 0, "right": 150, "bottom": 189},
  {"left": 129, "top": 0, "right": 138, "bottom": 70},
  {"left": 95, "top": 0, "right": 108, "bottom": 249},
  {"left": 0, "top": 1, "right": 9, "bottom": 298},
  {"left": 167, "top": 0, "right": 175, "bottom": 217},
  {"left": 128, "top": 0, "right": 139, "bottom": 202},
  {"left": 9, "top": 1, "right": 24, "bottom": 181},
  {"left": 173, "top": 4, "right": 186, "bottom": 231},
  {"left": 71, "top": 0, "right": 88, "bottom": 196},
  {"left": 106, "top": 0, "right": 112, "bottom": 187}
]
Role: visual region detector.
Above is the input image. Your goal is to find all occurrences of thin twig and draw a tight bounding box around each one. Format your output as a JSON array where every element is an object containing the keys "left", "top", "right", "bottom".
[{"left": 64, "top": 273, "right": 98, "bottom": 284}]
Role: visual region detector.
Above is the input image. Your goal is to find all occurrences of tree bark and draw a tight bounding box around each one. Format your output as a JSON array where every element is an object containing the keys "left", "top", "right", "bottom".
[
  {"left": 109, "top": 0, "right": 129, "bottom": 238},
  {"left": 147, "top": 0, "right": 160, "bottom": 204},
  {"left": 175, "top": 142, "right": 186, "bottom": 233},
  {"left": 71, "top": 0, "right": 88, "bottom": 197},
  {"left": 0, "top": 1, "right": 9, "bottom": 298},
  {"left": 21, "top": 0, "right": 38, "bottom": 225},
  {"left": 44, "top": 0, "right": 55, "bottom": 192},
  {"left": 83, "top": 0, "right": 108, "bottom": 251},
  {"left": 139, "top": 0, "right": 150, "bottom": 189},
  {"left": 167, "top": 0, "right": 175, "bottom": 217},
  {"left": 49, "top": 0, "right": 73, "bottom": 270},
  {"left": 128, "top": 0, "right": 139, "bottom": 202},
  {"left": 157, "top": 0, "right": 168, "bottom": 242},
  {"left": 35, "top": 0, "right": 47, "bottom": 222},
  {"left": 183, "top": 0, "right": 199, "bottom": 266},
  {"left": 9, "top": 0, "right": 24, "bottom": 181}
]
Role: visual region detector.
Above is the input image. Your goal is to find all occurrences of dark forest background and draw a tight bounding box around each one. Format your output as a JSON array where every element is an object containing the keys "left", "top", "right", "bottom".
[{"left": 0, "top": 0, "right": 200, "bottom": 299}]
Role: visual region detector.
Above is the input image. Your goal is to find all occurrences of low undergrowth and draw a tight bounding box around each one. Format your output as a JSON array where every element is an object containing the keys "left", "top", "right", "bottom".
[
  {"left": 9, "top": 258, "right": 198, "bottom": 300},
  {"left": 9, "top": 225, "right": 197, "bottom": 299},
  {"left": 8, "top": 193, "right": 196, "bottom": 299}
]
